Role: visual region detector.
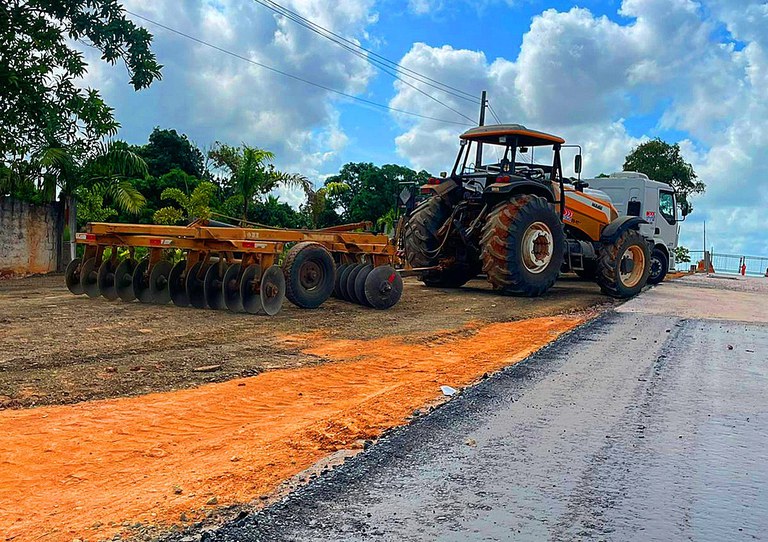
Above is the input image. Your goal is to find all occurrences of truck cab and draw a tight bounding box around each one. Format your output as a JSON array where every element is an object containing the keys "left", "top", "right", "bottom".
[{"left": 584, "top": 172, "right": 679, "bottom": 283}]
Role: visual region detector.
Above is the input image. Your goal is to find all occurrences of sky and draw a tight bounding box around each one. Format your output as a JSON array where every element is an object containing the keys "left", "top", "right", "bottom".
[{"left": 80, "top": 0, "right": 768, "bottom": 258}]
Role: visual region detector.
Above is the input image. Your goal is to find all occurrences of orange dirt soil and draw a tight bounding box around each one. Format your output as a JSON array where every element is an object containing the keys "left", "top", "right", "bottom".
[{"left": 0, "top": 314, "right": 586, "bottom": 542}]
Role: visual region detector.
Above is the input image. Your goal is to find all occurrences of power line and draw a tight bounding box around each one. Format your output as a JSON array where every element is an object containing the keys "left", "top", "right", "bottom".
[
  {"left": 487, "top": 101, "right": 502, "bottom": 124},
  {"left": 252, "top": 0, "right": 480, "bottom": 104},
  {"left": 127, "top": 11, "right": 474, "bottom": 127},
  {"left": 250, "top": 0, "right": 478, "bottom": 123}
]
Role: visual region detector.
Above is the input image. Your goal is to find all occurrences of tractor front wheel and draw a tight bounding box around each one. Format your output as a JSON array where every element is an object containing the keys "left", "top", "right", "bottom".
[
  {"left": 480, "top": 196, "right": 565, "bottom": 296},
  {"left": 596, "top": 229, "right": 651, "bottom": 298}
]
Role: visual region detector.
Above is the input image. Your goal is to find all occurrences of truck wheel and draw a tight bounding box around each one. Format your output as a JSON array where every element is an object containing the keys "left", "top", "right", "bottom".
[
  {"left": 647, "top": 248, "right": 668, "bottom": 285},
  {"left": 283, "top": 242, "right": 336, "bottom": 308},
  {"left": 480, "top": 195, "right": 565, "bottom": 296},
  {"left": 403, "top": 196, "right": 478, "bottom": 288},
  {"left": 597, "top": 229, "right": 651, "bottom": 298}
]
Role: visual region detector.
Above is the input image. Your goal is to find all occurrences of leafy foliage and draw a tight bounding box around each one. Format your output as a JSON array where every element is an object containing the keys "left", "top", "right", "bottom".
[
  {"left": 134, "top": 128, "right": 206, "bottom": 178},
  {"left": 623, "top": 139, "right": 704, "bottom": 216},
  {"left": 153, "top": 182, "right": 217, "bottom": 225},
  {"left": 324, "top": 163, "right": 430, "bottom": 225},
  {"left": 76, "top": 185, "right": 117, "bottom": 223},
  {"left": 674, "top": 246, "right": 691, "bottom": 264},
  {"left": 208, "top": 143, "right": 311, "bottom": 223},
  {"left": 1, "top": 0, "right": 162, "bottom": 170}
]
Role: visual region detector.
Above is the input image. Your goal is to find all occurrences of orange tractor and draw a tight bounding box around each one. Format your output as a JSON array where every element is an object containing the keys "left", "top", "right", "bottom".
[{"left": 400, "top": 124, "right": 652, "bottom": 298}]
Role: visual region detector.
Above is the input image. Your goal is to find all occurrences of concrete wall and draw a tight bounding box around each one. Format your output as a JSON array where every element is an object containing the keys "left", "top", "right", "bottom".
[{"left": 0, "top": 198, "right": 64, "bottom": 276}]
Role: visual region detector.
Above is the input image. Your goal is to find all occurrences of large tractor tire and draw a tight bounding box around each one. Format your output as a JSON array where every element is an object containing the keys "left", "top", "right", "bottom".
[
  {"left": 480, "top": 195, "right": 565, "bottom": 297},
  {"left": 647, "top": 247, "right": 669, "bottom": 285},
  {"left": 403, "top": 196, "right": 479, "bottom": 288},
  {"left": 597, "top": 229, "right": 651, "bottom": 298}
]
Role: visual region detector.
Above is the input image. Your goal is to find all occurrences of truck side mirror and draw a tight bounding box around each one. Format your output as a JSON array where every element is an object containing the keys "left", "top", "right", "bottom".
[{"left": 574, "top": 155, "right": 582, "bottom": 175}]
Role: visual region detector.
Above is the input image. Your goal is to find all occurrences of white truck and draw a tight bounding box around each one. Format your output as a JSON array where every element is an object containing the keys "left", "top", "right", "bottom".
[{"left": 584, "top": 172, "right": 680, "bottom": 284}]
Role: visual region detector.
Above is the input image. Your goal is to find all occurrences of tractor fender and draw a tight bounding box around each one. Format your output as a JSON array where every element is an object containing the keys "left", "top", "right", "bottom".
[
  {"left": 420, "top": 179, "right": 459, "bottom": 197},
  {"left": 484, "top": 180, "right": 555, "bottom": 202},
  {"left": 600, "top": 216, "right": 648, "bottom": 243}
]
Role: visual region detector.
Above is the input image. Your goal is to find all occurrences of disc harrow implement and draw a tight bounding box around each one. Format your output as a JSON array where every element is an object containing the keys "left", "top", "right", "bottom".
[{"left": 66, "top": 220, "right": 403, "bottom": 315}]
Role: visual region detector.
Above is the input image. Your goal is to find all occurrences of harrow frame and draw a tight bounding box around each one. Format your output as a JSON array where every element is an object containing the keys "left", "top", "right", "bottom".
[{"left": 67, "top": 220, "right": 402, "bottom": 315}]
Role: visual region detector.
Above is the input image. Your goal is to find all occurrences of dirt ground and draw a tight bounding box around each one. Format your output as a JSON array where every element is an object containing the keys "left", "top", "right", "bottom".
[{"left": 0, "top": 273, "right": 612, "bottom": 410}]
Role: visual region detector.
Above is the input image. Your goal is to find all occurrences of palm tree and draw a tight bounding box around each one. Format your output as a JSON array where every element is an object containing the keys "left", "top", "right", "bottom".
[
  {"left": 210, "top": 143, "right": 311, "bottom": 224},
  {"left": 32, "top": 142, "right": 148, "bottom": 259}
]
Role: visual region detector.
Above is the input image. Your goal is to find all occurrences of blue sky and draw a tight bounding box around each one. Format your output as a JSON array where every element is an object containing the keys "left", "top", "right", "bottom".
[{"left": 81, "top": 0, "right": 768, "bottom": 259}]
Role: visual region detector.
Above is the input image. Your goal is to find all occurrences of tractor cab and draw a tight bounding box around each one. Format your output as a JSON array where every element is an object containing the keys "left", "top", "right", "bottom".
[{"left": 454, "top": 124, "right": 565, "bottom": 198}]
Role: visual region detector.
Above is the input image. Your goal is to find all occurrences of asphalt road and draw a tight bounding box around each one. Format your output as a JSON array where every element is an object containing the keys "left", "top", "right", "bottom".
[{"left": 179, "top": 277, "right": 768, "bottom": 542}]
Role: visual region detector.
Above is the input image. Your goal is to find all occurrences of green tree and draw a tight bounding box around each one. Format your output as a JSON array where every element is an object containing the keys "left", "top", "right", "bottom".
[
  {"left": 251, "top": 195, "right": 309, "bottom": 229},
  {"left": 674, "top": 246, "right": 691, "bottom": 264},
  {"left": 208, "top": 143, "right": 311, "bottom": 223},
  {"left": 325, "top": 163, "right": 430, "bottom": 224},
  {"left": 135, "top": 128, "right": 206, "bottom": 178},
  {"left": 623, "top": 139, "right": 704, "bottom": 216},
  {"left": 153, "top": 182, "right": 216, "bottom": 225},
  {"left": 1, "top": 0, "right": 162, "bottom": 169}
]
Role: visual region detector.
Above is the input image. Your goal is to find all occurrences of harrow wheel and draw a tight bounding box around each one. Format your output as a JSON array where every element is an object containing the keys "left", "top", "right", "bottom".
[
  {"left": 97, "top": 259, "right": 119, "bottom": 301},
  {"left": 65, "top": 258, "right": 84, "bottom": 295},
  {"left": 149, "top": 260, "right": 173, "bottom": 304},
  {"left": 346, "top": 263, "right": 367, "bottom": 305},
  {"left": 169, "top": 260, "right": 190, "bottom": 307},
  {"left": 186, "top": 261, "right": 208, "bottom": 309},
  {"left": 283, "top": 242, "right": 336, "bottom": 309},
  {"left": 259, "top": 265, "right": 286, "bottom": 316},
  {"left": 364, "top": 265, "right": 403, "bottom": 310},
  {"left": 115, "top": 259, "right": 138, "bottom": 302},
  {"left": 132, "top": 259, "right": 152, "bottom": 303},
  {"left": 204, "top": 263, "right": 227, "bottom": 310},
  {"left": 80, "top": 257, "right": 101, "bottom": 298},
  {"left": 338, "top": 263, "right": 357, "bottom": 301},
  {"left": 353, "top": 264, "right": 374, "bottom": 307},
  {"left": 333, "top": 263, "right": 351, "bottom": 298},
  {"left": 223, "top": 263, "right": 244, "bottom": 313},
  {"left": 240, "top": 264, "right": 263, "bottom": 314}
]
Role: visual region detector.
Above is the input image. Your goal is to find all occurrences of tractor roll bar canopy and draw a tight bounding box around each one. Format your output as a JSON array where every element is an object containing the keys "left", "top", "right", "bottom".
[{"left": 460, "top": 124, "right": 565, "bottom": 147}]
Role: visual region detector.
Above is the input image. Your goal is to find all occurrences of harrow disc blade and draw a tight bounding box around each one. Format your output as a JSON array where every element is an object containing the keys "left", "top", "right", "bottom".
[
  {"left": 346, "top": 263, "right": 366, "bottom": 305},
  {"left": 223, "top": 263, "right": 244, "bottom": 313},
  {"left": 115, "top": 259, "right": 138, "bottom": 302},
  {"left": 132, "top": 258, "right": 152, "bottom": 304},
  {"left": 353, "top": 264, "right": 374, "bottom": 307},
  {"left": 240, "top": 264, "right": 263, "bottom": 314},
  {"left": 332, "top": 263, "right": 351, "bottom": 298},
  {"left": 204, "top": 263, "right": 227, "bottom": 310},
  {"left": 65, "top": 258, "right": 84, "bottom": 295},
  {"left": 260, "top": 264, "right": 286, "bottom": 316},
  {"left": 97, "top": 259, "right": 119, "bottom": 301},
  {"left": 338, "top": 264, "right": 357, "bottom": 301},
  {"left": 186, "top": 261, "right": 208, "bottom": 309},
  {"left": 149, "top": 260, "right": 173, "bottom": 305},
  {"left": 169, "top": 260, "right": 189, "bottom": 307},
  {"left": 80, "top": 257, "right": 101, "bottom": 299},
  {"left": 364, "top": 265, "right": 403, "bottom": 310}
]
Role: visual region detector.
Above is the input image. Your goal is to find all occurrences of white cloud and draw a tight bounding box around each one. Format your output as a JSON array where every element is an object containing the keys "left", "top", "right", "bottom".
[
  {"left": 390, "top": 0, "right": 768, "bottom": 257},
  {"left": 80, "top": 0, "right": 378, "bottom": 194}
]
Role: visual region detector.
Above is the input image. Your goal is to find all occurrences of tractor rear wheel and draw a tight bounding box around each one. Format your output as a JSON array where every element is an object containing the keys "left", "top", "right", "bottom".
[
  {"left": 480, "top": 196, "right": 565, "bottom": 296},
  {"left": 596, "top": 229, "right": 650, "bottom": 298},
  {"left": 403, "top": 196, "right": 478, "bottom": 287}
]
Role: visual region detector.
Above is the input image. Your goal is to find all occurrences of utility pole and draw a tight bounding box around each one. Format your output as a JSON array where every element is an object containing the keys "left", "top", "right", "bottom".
[{"left": 474, "top": 90, "right": 487, "bottom": 169}]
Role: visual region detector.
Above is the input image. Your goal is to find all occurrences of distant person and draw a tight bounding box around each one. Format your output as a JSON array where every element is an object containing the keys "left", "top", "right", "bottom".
[
  {"left": 741, "top": 262, "right": 747, "bottom": 276},
  {"left": 764, "top": 267, "right": 768, "bottom": 277}
]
